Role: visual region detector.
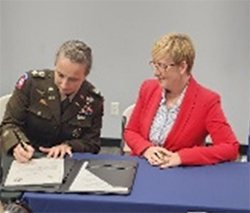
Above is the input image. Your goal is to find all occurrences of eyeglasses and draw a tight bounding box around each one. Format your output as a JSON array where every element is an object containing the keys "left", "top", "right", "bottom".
[{"left": 149, "top": 61, "right": 175, "bottom": 72}]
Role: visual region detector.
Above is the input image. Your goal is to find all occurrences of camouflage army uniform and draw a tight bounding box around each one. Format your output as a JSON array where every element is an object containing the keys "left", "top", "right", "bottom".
[{"left": 0, "top": 70, "right": 104, "bottom": 154}]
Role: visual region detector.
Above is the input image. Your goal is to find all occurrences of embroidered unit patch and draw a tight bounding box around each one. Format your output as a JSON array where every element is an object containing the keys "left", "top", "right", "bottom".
[{"left": 16, "top": 73, "right": 28, "bottom": 90}]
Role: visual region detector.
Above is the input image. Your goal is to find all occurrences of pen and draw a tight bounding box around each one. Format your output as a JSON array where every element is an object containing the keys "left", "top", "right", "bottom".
[{"left": 13, "top": 129, "right": 28, "bottom": 151}]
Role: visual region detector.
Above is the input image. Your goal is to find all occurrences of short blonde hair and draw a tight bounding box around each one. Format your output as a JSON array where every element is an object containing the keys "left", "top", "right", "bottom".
[{"left": 151, "top": 33, "right": 195, "bottom": 73}]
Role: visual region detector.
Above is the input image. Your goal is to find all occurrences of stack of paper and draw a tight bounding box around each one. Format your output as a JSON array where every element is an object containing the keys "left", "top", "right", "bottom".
[{"left": 4, "top": 158, "right": 64, "bottom": 186}]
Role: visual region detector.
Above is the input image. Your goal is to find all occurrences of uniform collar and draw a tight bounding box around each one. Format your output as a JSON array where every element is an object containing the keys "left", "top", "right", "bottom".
[{"left": 60, "top": 91, "right": 77, "bottom": 102}]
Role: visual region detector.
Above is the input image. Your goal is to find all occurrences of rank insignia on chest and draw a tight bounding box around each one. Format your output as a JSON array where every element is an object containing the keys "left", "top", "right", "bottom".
[
  {"left": 39, "top": 98, "right": 48, "bottom": 105},
  {"left": 80, "top": 105, "right": 93, "bottom": 116},
  {"left": 77, "top": 114, "right": 86, "bottom": 120},
  {"left": 75, "top": 102, "right": 80, "bottom": 107},
  {"left": 31, "top": 70, "right": 45, "bottom": 78},
  {"left": 48, "top": 87, "right": 54, "bottom": 92},
  {"left": 48, "top": 96, "right": 56, "bottom": 100},
  {"left": 86, "top": 96, "right": 94, "bottom": 103},
  {"left": 36, "top": 88, "right": 45, "bottom": 96},
  {"left": 72, "top": 128, "right": 82, "bottom": 138}
]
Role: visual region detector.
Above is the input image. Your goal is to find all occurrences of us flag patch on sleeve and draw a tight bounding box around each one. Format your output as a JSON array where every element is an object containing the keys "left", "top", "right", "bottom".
[{"left": 16, "top": 73, "right": 28, "bottom": 90}]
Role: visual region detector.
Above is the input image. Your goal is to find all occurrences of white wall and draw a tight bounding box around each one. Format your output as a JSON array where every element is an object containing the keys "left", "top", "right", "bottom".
[{"left": 0, "top": 1, "right": 249, "bottom": 144}]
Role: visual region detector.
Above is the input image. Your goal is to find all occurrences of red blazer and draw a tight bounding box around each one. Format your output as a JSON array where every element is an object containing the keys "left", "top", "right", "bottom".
[{"left": 124, "top": 77, "right": 239, "bottom": 165}]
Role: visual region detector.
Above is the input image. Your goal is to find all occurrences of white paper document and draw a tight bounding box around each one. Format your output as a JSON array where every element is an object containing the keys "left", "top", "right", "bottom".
[
  {"left": 69, "top": 162, "right": 128, "bottom": 193},
  {"left": 4, "top": 157, "right": 64, "bottom": 186}
]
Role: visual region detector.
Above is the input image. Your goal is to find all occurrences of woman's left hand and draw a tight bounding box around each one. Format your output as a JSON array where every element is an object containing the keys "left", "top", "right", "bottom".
[
  {"left": 159, "top": 151, "right": 182, "bottom": 169},
  {"left": 39, "top": 144, "right": 72, "bottom": 158}
]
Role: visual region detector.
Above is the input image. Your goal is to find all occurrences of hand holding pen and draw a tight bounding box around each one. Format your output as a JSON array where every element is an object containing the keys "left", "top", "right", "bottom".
[{"left": 13, "top": 130, "right": 34, "bottom": 163}]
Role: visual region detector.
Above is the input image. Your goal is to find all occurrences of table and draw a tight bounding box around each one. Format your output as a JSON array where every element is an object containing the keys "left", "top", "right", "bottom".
[{"left": 22, "top": 153, "right": 250, "bottom": 213}]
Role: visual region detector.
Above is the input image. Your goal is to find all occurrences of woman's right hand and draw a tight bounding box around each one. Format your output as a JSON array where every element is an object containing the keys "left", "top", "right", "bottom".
[{"left": 13, "top": 143, "right": 34, "bottom": 163}]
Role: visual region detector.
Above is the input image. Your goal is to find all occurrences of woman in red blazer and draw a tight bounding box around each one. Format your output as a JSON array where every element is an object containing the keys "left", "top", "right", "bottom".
[{"left": 124, "top": 33, "right": 239, "bottom": 168}]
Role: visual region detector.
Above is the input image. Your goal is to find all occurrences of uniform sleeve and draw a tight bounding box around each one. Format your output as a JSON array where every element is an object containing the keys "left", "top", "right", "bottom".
[
  {"left": 65, "top": 96, "right": 103, "bottom": 154},
  {"left": 178, "top": 95, "right": 239, "bottom": 165},
  {"left": 0, "top": 73, "right": 31, "bottom": 154}
]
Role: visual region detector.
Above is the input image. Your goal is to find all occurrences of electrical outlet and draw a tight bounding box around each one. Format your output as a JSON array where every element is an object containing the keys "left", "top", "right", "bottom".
[{"left": 111, "top": 102, "right": 120, "bottom": 115}]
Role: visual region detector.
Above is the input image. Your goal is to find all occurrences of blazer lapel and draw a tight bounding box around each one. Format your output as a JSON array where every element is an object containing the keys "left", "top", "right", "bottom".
[
  {"left": 143, "top": 86, "right": 162, "bottom": 139},
  {"left": 164, "top": 76, "right": 199, "bottom": 148}
]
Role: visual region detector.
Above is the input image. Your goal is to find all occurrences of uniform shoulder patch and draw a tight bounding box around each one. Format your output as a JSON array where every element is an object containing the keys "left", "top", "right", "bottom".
[
  {"left": 30, "top": 70, "right": 46, "bottom": 78},
  {"left": 16, "top": 73, "right": 29, "bottom": 90}
]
